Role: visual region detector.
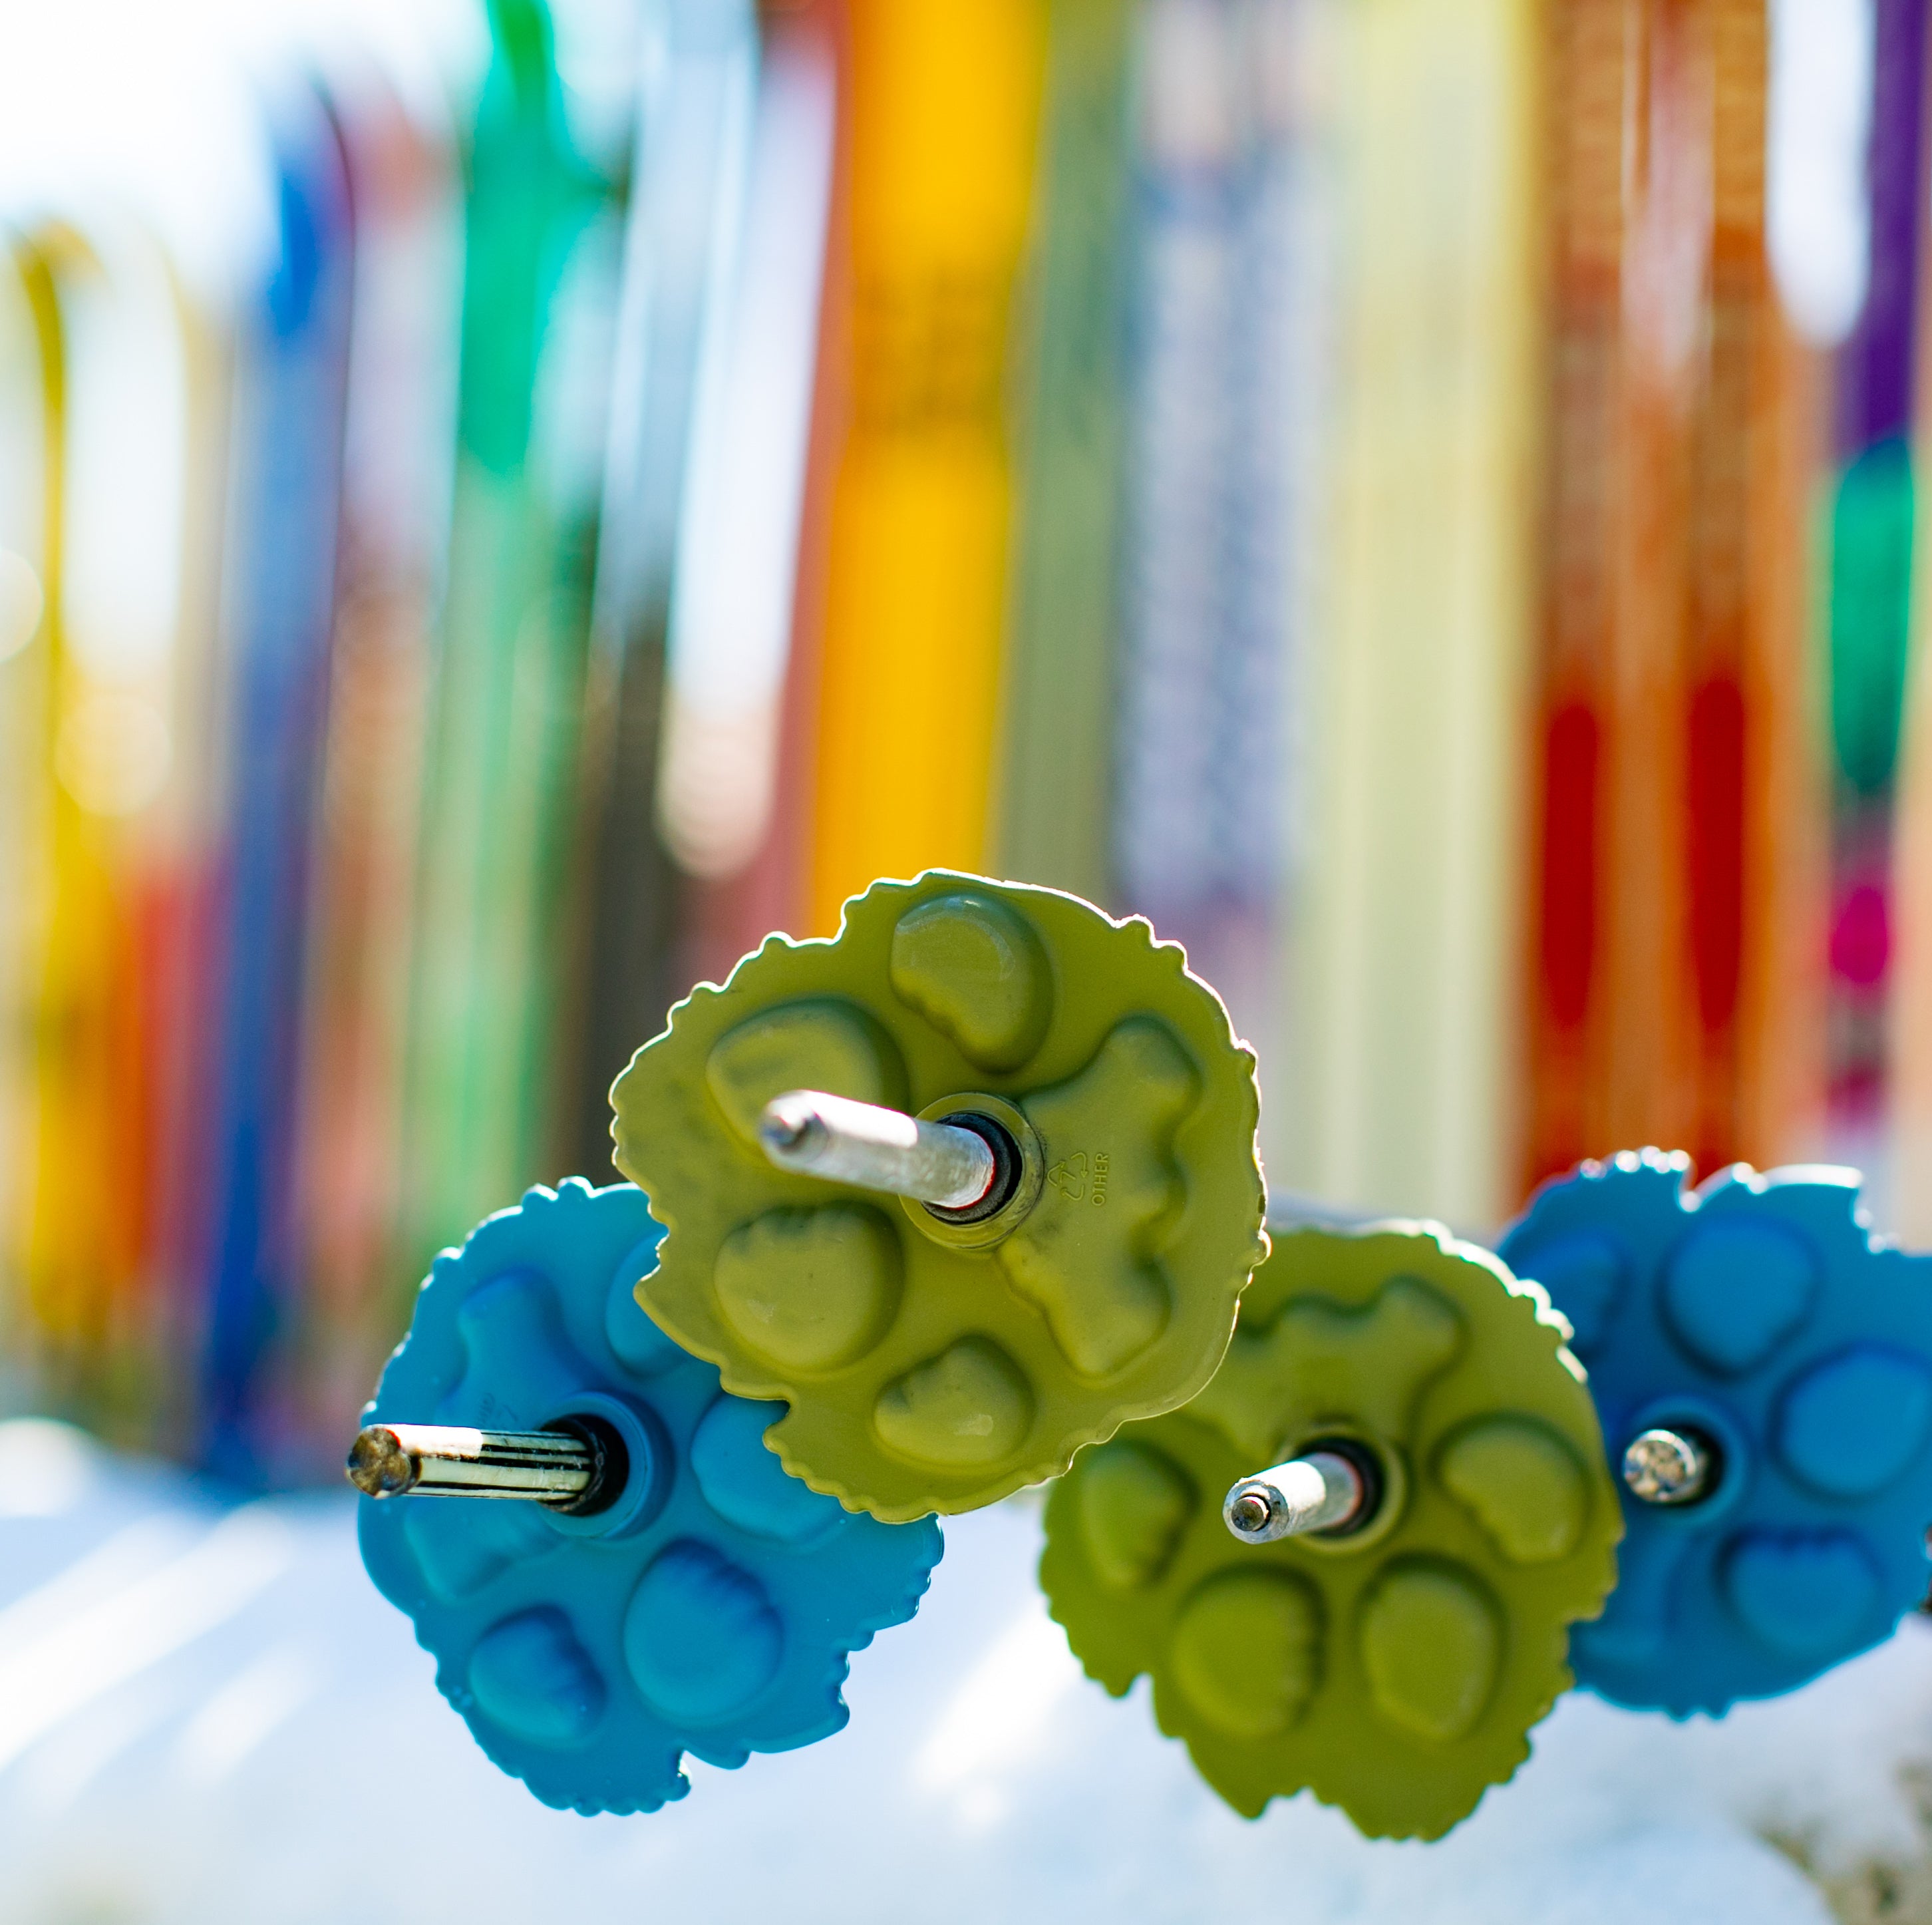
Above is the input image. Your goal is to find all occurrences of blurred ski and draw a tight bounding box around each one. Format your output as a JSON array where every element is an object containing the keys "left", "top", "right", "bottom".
[
  {"left": 804, "top": 0, "right": 1048, "bottom": 932},
  {"left": 995, "top": 0, "right": 1137, "bottom": 908},
  {"left": 566, "top": 0, "right": 757, "bottom": 1176},
  {"left": 198, "top": 94, "right": 355, "bottom": 1470},
  {"left": 404, "top": 0, "right": 623, "bottom": 1266}
]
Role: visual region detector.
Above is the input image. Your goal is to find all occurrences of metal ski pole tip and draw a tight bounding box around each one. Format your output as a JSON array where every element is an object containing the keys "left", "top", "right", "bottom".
[
  {"left": 1222, "top": 1449, "right": 1367, "bottom": 1544},
  {"left": 757, "top": 1088, "right": 999, "bottom": 1212},
  {"left": 346, "top": 1421, "right": 606, "bottom": 1506}
]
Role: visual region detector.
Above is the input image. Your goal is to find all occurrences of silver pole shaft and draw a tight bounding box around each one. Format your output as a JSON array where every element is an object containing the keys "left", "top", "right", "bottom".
[
  {"left": 758, "top": 1089, "right": 997, "bottom": 1210},
  {"left": 1621, "top": 1427, "right": 1712, "bottom": 1506},
  {"left": 1223, "top": 1451, "right": 1365, "bottom": 1544},
  {"left": 347, "top": 1423, "right": 596, "bottom": 1502}
]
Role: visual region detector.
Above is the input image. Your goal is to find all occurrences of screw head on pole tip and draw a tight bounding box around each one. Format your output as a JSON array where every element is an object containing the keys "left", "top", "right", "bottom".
[
  {"left": 1225, "top": 1487, "right": 1275, "bottom": 1538},
  {"left": 758, "top": 1094, "right": 824, "bottom": 1159},
  {"left": 1621, "top": 1427, "right": 1713, "bottom": 1506},
  {"left": 347, "top": 1425, "right": 418, "bottom": 1498}
]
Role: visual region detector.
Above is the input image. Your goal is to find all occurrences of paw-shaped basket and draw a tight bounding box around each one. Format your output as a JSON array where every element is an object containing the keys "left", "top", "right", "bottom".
[
  {"left": 1500, "top": 1152, "right": 1932, "bottom": 1715},
  {"left": 610, "top": 872, "right": 1268, "bottom": 1520},
  {"left": 359, "top": 1180, "right": 943, "bottom": 1813},
  {"left": 1041, "top": 1224, "right": 1621, "bottom": 1838}
]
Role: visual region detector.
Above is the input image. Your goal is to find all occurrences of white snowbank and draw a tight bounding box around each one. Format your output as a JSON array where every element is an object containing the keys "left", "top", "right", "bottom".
[{"left": 0, "top": 1417, "right": 1919, "bottom": 1924}]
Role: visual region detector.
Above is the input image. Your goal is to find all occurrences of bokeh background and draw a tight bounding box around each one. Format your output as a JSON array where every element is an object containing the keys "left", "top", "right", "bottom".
[
  {"left": 0, "top": 0, "right": 1925, "bottom": 1489},
  {"left": 10, "top": 3, "right": 1932, "bottom": 1921}
]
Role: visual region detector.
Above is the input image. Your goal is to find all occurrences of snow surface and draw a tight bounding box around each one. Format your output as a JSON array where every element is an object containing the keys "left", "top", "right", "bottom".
[{"left": 0, "top": 1417, "right": 1919, "bottom": 1924}]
